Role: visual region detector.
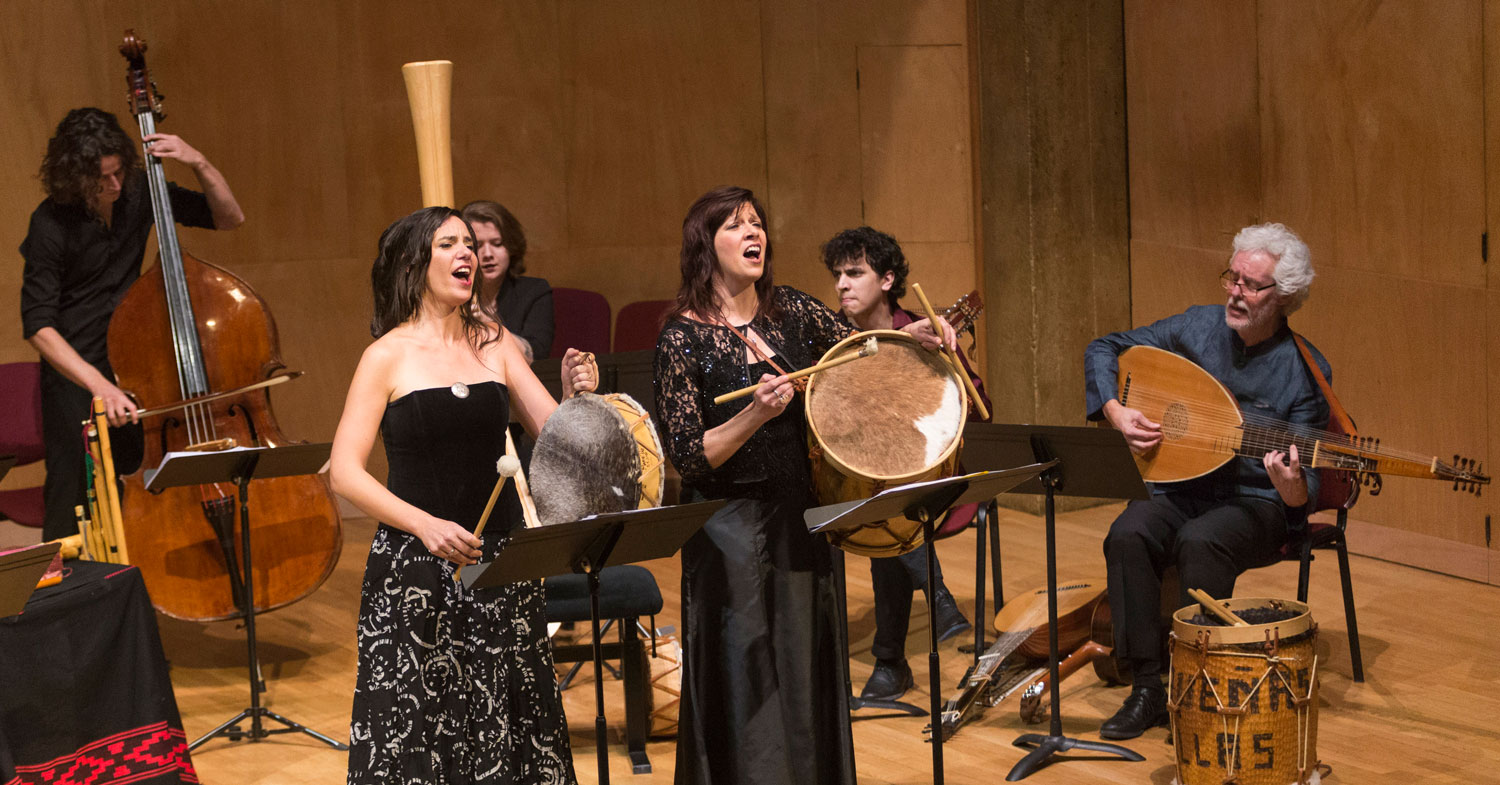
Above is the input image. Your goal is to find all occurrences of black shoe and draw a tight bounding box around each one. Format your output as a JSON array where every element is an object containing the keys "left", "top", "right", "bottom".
[
  {"left": 860, "top": 659, "right": 914, "bottom": 702},
  {"left": 1099, "top": 685, "right": 1168, "bottom": 740},
  {"left": 930, "top": 586, "right": 972, "bottom": 643}
]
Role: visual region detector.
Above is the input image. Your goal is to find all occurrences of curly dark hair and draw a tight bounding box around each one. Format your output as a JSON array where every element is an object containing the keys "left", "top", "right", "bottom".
[
  {"left": 820, "top": 226, "right": 908, "bottom": 306},
  {"left": 459, "top": 200, "right": 529, "bottom": 277},
  {"left": 39, "top": 108, "right": 140, "bottom": 207},
  {"left": 668, "top": 186, "right": 778, "bottom": 324},
  {"left": 370, "top": 207, "right": 492, "bottom": 353}
]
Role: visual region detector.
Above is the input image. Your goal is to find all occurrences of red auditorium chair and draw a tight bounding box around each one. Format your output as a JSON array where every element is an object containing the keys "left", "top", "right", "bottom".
[
  {"left": 550, "top": 288, "right": 612, "bottom": 358},
  {"left": 0, "top": 362, "right": 47, "bottom": 528}
]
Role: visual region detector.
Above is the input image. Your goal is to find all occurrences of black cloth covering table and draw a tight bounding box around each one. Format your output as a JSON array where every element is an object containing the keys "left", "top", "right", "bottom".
[{"left": 0, "top": 561, "right": 196, "bottom": 785}]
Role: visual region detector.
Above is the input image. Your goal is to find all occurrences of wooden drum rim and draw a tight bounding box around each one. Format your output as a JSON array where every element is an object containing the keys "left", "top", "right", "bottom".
[{"left": 1171, "top": 597, "right": 1313, "bottom": 646}]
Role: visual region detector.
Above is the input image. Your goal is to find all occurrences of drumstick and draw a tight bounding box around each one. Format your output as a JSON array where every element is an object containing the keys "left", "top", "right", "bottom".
[
  {"left": 507, "top": 428, "right": 544, "bottom": 529},
  {"left": 713, "top": 336, "right": 879, "bottom": 405},
  {"left": 911, "top": 283, "right": 990, "bottom": 422},
  {"left": 453, "top": 453, "right": 522, "bottom": 582},
  {"left": 1188, "top": 588, "right": 1250, "bottom": 627}
]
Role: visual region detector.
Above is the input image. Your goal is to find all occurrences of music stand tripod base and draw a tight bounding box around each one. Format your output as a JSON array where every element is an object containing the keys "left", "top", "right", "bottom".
[
  {"left": 807, "top": 465, "right": 1050, "bottom": 785},
  {"left": 144, "top": 444, "right": 349, "bottom": 752},
  {"left": 959, "top": 423, "right": 1149, "bottom": 781}
]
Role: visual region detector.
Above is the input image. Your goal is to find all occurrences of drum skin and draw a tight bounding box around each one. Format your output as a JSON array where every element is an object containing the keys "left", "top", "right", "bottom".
[
  {"left": 805, "top": 330, "right": 967, "bottom": 557},
  {"left": 529, "top": 392, "right": 664, "bottom": 526},
  {"left": 1168, "top": 597, "right": 1320, "bottom": 785}
]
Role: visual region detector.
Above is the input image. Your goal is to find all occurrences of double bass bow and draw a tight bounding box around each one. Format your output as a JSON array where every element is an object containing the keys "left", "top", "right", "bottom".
[{"left": 107, "top": 31, "right": 342, "bottom": 621}]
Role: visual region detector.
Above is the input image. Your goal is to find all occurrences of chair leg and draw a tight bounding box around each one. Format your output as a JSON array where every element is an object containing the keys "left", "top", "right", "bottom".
[
  {"left": 988, "top": 500, "right": 1004, "bottom": 609},
  {"left": 621, "top": 617, "right": 652, "bottom": 773},
  {"left": 1296, "top": 538, "right": 1313, "bottom": 603},
  {"left": 973, "top": 503, "right": 988, "bottom": 660},
  {"left": 1335, "top": 538, "right": 1365, "bottom": 683}
]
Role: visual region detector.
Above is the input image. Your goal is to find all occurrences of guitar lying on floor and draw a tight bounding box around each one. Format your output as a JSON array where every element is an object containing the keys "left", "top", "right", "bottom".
[
  {"left": 1116, "top": 346, "right": 1489, "bottom": 495},
  {"left": 925, "top": 580, "right": 1103, "bottom": 741}
]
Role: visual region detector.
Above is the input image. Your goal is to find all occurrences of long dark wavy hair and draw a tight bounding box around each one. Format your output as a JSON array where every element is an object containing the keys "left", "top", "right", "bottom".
[
  {"left": 369, "top": 207, "right": 492, "bottom": 352},
  {"left": 39, "top": 108, "right": 140, "bottom": 208},
  {"left": 667, "top": 186, "right": 779, "bottom": 324}
]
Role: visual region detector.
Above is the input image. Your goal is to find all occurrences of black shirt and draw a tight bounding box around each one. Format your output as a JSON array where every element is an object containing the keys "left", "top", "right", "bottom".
[{"left": 20, "top": 169, "right": 215, "bottom": 367}]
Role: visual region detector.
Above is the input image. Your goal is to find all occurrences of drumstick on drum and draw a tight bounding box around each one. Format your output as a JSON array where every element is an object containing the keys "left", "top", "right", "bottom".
[
  {"left": 713, "top": 336, "right": 879, "bottom": 405},
  {"left": 1188, "top": 588, "right": 1250, "bottom": 627},
  {"left": 506, "top": 428, "right": 544, "bottom": 530},
  {"left": 911, "top": 283, "right": 989, "bottom": 422}
]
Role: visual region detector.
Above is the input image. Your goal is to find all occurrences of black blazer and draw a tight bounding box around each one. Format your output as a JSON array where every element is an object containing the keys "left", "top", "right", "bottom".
[{"left": 495, "top": 275, "right": 553, "bottom": 360}]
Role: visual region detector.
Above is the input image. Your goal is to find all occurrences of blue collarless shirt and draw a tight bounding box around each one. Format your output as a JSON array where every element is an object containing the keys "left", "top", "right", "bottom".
[{"left": 1083, "top": 305, "right": 1331, "bottom": 531}]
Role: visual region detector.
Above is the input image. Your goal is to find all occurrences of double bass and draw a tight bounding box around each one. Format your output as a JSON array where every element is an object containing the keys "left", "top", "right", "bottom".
[{"left": 107, "top": 32, "right": 342, "bottom": 621}]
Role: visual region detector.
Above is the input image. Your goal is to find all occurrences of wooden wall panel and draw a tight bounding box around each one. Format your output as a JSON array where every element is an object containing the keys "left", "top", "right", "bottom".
[
  {"left": 1123, "top": 0, "right": 1260, "bottom": 251},
  {"left": 0, "top": 2, "right": 975, "bottom": 503},
  {"left": 562, "top": 0, "right": 768, "bottom": 249},
  {"left": 1297, "top": 270, "right": 1488, "bottom": 547},
  {"left": 857, "top": 45, "right": 972, "bottom": 245},
  {"left": 1126, "top": 0, "right": 1492, "bottom": 577},
  {"left": 1260, "top": 0, "right": 1484, "bottom": 286}
]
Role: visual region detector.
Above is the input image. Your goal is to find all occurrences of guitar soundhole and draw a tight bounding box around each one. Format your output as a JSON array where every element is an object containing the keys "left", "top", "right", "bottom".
[{"left": 1162, "top": 403, "right": 1189, "bottom": 440}]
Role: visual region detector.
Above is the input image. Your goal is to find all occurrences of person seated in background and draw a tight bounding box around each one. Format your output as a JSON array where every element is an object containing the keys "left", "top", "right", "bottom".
[
  {"left": 821, "top": 226, "right": 992, "bottom": 703},
  {"left": 460, "top": 200, "right": 553, "bottom": 362}
]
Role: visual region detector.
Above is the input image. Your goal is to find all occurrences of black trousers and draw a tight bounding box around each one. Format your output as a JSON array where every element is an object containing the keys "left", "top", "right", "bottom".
[
  {"left": 38, "top": 362, "right": 140, "bottom": 542},
  {"left": 868, "top": 543, "right": 947, "bottom": 662},
  {"left": 1102, "top": 494, "right": 1286, "bottom": 686}
]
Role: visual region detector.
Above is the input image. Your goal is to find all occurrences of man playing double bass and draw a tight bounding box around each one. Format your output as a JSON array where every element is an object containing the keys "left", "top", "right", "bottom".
[
  {"left": 822, "top": 226, "right": 991, "bottom": 702},
  {"left": 1082, "top": 223, "right": 1330, "bottom": 739},
  {"left": 20, "top": 107, "right": 243, "bottom": 541}
]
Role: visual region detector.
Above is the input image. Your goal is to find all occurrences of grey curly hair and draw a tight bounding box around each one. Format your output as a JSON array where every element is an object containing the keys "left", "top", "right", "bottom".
[{"left": 1232, "top": 223, "right": 1314, "bottom": 314}]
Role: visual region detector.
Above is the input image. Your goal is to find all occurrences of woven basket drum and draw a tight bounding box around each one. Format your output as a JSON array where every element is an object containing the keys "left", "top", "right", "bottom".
[{"left": 1168, "top": 598, "right": 1320, "bottom": 785}]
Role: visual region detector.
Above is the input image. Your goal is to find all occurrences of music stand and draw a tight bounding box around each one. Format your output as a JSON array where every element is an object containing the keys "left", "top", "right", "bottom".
[
  {"left": 806, "top": 464, "right": 1051, "bottom": 785},
  {"left": 961, "top": 423, "right": 1149, "bottom": 780},
  {"left": 463, "top": 499, "right": 724, "bottom": 784},
  {"left": 0, "top": 542, "right": 61, "bottom": 619},
  {"left": 144, "top": 443, "right": 349, "bottom": 752}
]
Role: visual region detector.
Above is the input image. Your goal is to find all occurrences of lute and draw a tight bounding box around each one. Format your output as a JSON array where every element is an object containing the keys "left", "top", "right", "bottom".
[
  {"left": 925, "top": 580, "right": 1102, "bottom": 741},
  {"left": 1117, "top": 346, "right": 1488, "bottom": 494}
]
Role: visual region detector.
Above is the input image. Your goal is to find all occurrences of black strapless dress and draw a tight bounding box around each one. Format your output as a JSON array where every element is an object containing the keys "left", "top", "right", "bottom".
[{"left": 348, "top": 381, "right": 575, "bottom": 785}]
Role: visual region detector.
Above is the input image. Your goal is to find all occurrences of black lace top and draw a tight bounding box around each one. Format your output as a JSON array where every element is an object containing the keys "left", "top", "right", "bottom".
[{"left": 653, "top": 286, "right": 854, "bottom": 500}]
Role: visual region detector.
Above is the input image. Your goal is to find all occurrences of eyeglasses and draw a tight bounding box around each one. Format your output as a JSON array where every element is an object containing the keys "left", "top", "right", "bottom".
[{"left": 1219, "top": 269, "right": 1276, "bottom": 296}]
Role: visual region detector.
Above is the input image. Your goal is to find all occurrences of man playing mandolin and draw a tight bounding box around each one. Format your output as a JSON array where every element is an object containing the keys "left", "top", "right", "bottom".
[
  {"left": 20, "top": 107, "right": 243, "bottom": 541},
  {"left": 1083, "top": 223, "right": 1331, "bottom": 739},
  {"left": 823, "top": 226, "right": 991, "bottom": 702}
]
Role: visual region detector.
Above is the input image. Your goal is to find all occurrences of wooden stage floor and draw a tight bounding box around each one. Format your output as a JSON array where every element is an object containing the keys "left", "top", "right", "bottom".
[{"left": 127, "top": 503, "right": 1500, "bottom": 784}]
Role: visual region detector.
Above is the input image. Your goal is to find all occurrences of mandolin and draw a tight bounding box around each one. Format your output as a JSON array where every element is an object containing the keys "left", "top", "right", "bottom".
[
  {"left": 1116, "top": 346, "right": 1489, "bottom": 494},
  {"left": 925, "top": 580, "right": 1102, "bottom": 741},
  {"left": 940, "top": 290, "right": 984, "bottom": 337}
]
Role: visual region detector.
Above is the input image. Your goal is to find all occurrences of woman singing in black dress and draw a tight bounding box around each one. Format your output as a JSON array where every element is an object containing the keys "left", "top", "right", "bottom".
[
  {"left": 329, "top": 206, "right": 594, "bottom": 784},
  {"left": 653, "top": 186, "right": 952, "bottom": 784}
]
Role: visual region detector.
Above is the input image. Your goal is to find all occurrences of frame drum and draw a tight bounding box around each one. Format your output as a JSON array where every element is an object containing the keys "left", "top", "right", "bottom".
[
  {"left": 529, "top": 392, "right": 665, "bottom": 526},
  {"left": 805, "top": 329, "right": 967, "bottom": 557}
]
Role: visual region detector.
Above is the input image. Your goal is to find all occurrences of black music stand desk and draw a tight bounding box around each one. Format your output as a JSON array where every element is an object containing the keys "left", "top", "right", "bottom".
[
  {"left": 144, "top": 443, "right": 348, "bottom": 752},
  {"left": 961, "top": 423, "right": 1150, "bottom": 780},
  {"left": 0, "top": 542, "right": 61, "bottom": 619},
  {"left": 806, "top": 464, "right": 1051, "bottom": 785},
  {"left": 463, "top": 499, "right": 725, "bottom": 784}
]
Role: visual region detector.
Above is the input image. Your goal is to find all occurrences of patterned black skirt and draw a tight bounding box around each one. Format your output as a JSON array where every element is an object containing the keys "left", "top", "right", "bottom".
[{"left": 348, "top": 524, "right": 576, "bottom": 785}]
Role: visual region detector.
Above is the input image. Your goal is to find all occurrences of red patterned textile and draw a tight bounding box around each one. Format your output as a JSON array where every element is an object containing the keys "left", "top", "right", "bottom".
[{"left": 4, "top": 721, "right": 197, "bottom": 785}]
